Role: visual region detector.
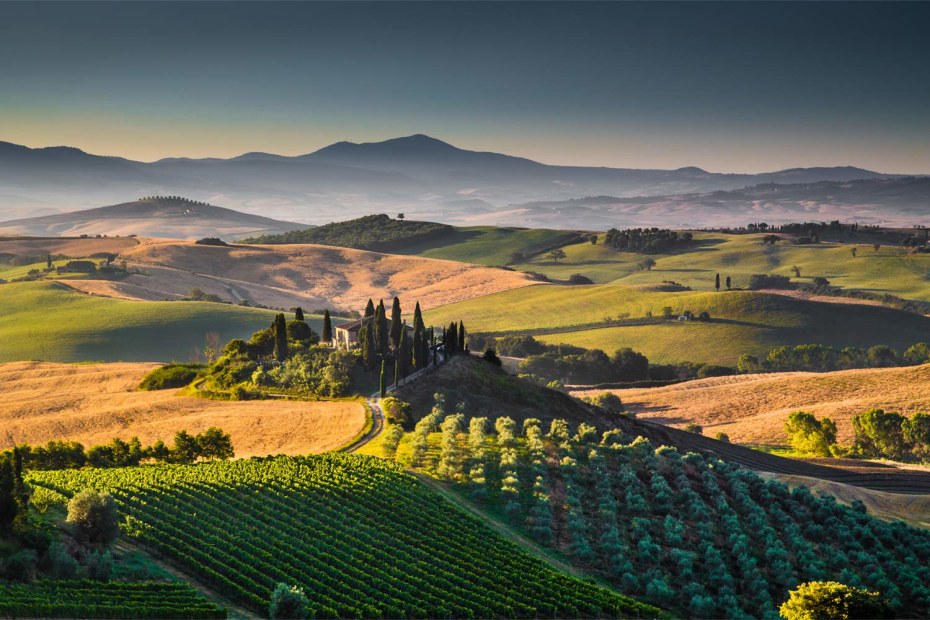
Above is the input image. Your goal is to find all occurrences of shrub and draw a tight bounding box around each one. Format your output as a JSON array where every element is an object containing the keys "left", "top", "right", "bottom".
[
  {"left": 568, "top": 273, "right": 594, "bottom": 285},
  {"left": 66, "top": 489, "right": 119, "bottom": 548},
  {"left": 1, "top": 548, "right": 37, "bottom": 582},
  {"left": 381, "top": 397, "right": 412, "bottom": 425},
  {"left": 47, "top": 542, "right": 79, "bottom": 579},
  {"left": 683, "top": 423, "right": 703, "bottom": 434},
  {"left": 85, "top": 549, "right": 114, "bottom": 581},
  {"left": 779, "top": 581, "right": 886, "bottom": 620},
  {"left": 714, "top": 432, "right": 730, "bottom": 443},
  {"left": 587, "top": 392, "right": 624, "bottom": 415},
  {"left": 748, "top": 274, "right": 792, "bottom": 290},
  {"left": 482, "top": 349, "right": 503, "bottom": 366},
  {"left": 139, "top": 363, "right": 206, "bottom": 390},
  {"left": 785, "top": 412, "right": 837, "bottom": 457},
  {"left": 269, "top": 583, "right": 309, "bottom": 619}
]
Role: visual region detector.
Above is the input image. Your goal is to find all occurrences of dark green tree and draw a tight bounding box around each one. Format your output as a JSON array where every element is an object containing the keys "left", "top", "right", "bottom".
[
  {"left": 715, "top": 273, "right": 720, "bottom": 291},
  {"left": 447, "top": 322, "right": 459, "bottom": 356},
  {"left": 0, "top": 457, "right": 18, "bottom": 533},
  {"left": 273, "top": 313, "right": 289, "bottom": 362},
  {"left": 458, "top": 321, "right": 466, "bottom": 353},
  {"left": 726, "top": 275, "right": 732, "bottom": 290},
  {"left": 362, "top": 318, "right": 377, "bottom": 369},
  {"left": 364, "top": 298, "right": 375, "bottom": 318},
  {"left": 294, "top": 307, "right": 304, "bottom": 321},
  {"left": 390, "top": 297, "right": 403, "bottom": 348},
  {"left": 322, "top": 309, "right": 333, "bottom": 344},
  {"left": 374, "top": 300, "right": 389, "bottom": 357},
  {"left": 12, "top": 447, "right": 28, "bottom": 516},
  {"left": 46, "top": 253, "right": 52, "bottom": 270},
  {"left": 395, "top": 328, "right": 408, "bottom": 385},
  {"left": 66, "top": 489, "right": 119, "bottom": 548},
  {"left": 379, "top": 360, "right": 387, "bottom": 398}
]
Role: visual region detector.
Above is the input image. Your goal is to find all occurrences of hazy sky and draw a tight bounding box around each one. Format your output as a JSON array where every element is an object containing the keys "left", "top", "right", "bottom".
[{"left": 1, "top": 1, "right": 927, "bottom": 173}]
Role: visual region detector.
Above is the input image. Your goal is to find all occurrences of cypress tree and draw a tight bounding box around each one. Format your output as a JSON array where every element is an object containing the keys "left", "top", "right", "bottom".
[
  {"left": 374, "top": 301, "right": 389, "bottom": 357},
  {"left": 412, "top": 320, "right": 425, "bottom": 369},
  {"left": 273, "top": 313, "right": 288, "bottom": 362},
  {"left": 294, "top": 307, "right": 305, "bottom": 321},
  {"left": 322, "top": 309, "right": 333, "bottom": 344},
  {"left": 362, "top": 318, "right": 377, "bottom": 369},
  {"left": 448, "top": 322, "right": 458, "bottom": 356},
  {"left": 395, "top": 329, "right": 407, "bottom": 386},
  {"left": 364, "top": 299, "right": 375, "bottom": 318},
  {"left": 726, "top": 276, "right": 731, "bottom": 290},
  {"left": 390, "top": 297, "right": 402, "bottom": 348},
  {"left": 46, "top": 253, "right": 52, "bottom": 270},
  {"left": 715, "top": 273, "right": 720, "bottom": 292},
  {"left": 12, "top": 447, "right": 27, "bottom": 515},
  {"left": 379, "top": 360, "right": 387, "bottom": 397},
  {"left": 0, "top": 457, "right": 17, "bottom": 533},
  {"left": 458, "top": 321, "right": 466, "bottom": 353}
]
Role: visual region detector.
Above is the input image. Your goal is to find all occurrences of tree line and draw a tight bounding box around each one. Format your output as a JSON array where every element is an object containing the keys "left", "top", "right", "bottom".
[
  {"left": 786, "top": 409, "right": 930, "bottom": 463},
  {"left": 739, "top": 342, "right": 930, "bottom": 374},
  {"left": 3, "top": 428, "right": 234, "bottom": 471},
  {"left": 603, "top": 228, "right": 693, "bottom": 254}
]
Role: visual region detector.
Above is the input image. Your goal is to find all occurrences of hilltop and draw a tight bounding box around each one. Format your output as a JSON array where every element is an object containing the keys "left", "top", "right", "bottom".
[{"left": 0, "top": 196, "right": 305, "bottom": 240}]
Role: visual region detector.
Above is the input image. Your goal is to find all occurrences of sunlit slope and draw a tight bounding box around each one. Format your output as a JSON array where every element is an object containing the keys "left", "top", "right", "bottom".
[
  {"left": 428, "top": 286, "right": 930, "bottom": 364},
  {"left": 512, "top": 232, "right": 930, "bottom": 299},
  {"left": 0, "top": 361, "right": 365, "bottom": 455},
  {"left": 0, "top": 281, "right": 296, "bottom": 362},
  {"left": 397, "top": 226, "right": 582, "bottom": 266}
]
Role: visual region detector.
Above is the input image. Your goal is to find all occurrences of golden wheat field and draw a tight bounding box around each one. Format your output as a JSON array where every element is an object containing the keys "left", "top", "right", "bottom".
[
  {"left": 0, "top": 361, "right": 366, "bottom": 456},
  {"left": 574, "top": 364, "right": 930, "bottom": 445}
]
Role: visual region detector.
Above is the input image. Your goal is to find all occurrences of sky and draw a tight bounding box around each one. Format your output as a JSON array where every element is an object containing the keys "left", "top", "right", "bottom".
[{"left": 0, "top": 1, "right": 928, "bottom": 173}]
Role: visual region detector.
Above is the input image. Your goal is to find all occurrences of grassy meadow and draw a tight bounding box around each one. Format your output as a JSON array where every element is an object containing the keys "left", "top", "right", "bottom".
[
  {"left": 427, "top": 286, "right": 930, "bottom": 365},
  {"left": 397, "top": 225, "right": 583, "bottom": 266},
  {"left": 510, "top": 232, "right": 930, "bottom": 298},
  {"left": 0, "top": 281, "right": 323, "bottom": 362}
]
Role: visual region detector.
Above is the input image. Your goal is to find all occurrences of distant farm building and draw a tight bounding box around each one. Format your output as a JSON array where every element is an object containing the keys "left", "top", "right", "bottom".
[{"left": 333, "top": 317, "right": 414, "bottom": 349}]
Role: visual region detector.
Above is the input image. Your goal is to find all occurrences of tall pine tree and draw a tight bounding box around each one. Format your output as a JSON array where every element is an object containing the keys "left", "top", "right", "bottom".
[
  {"left": 364, "top": 299, "right": 375, "bottom": 318},
  {"left": 458, "top": 321, "right": 466, "bottom": 353},
  {"left": 322, "top": 309, "right": 333, "bottom": 344},
  {"left": 273, "top": 313, "right": 288, "bottom": 362},
  {"left": 395, "top": 327, "right": 407, "bottom": 386},
  {"left": 390, "top": 297, "right": 403, "bottom": 349},
  {"left": 294, "top": 307, "right": 305, "bottom": 321},
  {"left": 447, "top": 322, "right": 458, "bottom": 356}
]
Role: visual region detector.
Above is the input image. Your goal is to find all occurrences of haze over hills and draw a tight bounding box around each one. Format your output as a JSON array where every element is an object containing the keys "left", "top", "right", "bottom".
[
  {"left": 0, "top": 196, "right": 305, "bottom": 240},
  {"left": 1, "top": 134, "right": 922, "bottom": 228}
]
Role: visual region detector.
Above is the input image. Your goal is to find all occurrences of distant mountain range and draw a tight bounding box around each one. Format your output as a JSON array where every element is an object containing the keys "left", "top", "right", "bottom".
[
  {"left": 0, "top": 196, "right": 304, "bottom": 241},
  {"left": 0, "top": 134, "right": 925, "bottom": 228}
]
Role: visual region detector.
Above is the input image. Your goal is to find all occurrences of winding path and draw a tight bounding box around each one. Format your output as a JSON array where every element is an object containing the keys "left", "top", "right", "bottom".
[{"left": 342, "top": 393, "right": 385, "bottom": 453}]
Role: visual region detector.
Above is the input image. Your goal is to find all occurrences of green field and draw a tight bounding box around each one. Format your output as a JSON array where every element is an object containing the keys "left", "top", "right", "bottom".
[
  {"left": 512, "top": 232, "right": 930, "bottom": 299},
  {"left": 0, "top": 281, "right": 329, "bottom": 363},
  {"left": 397, "top": 226, "right": 584, "bottom": 266},
  {"left": 29, "top": 454, "right": 659, "bottom": 619},
  {"left": 427, "top": 286, "right": 930, "bottom": 365}
]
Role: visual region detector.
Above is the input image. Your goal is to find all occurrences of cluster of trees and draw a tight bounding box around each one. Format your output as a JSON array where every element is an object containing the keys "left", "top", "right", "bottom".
[
  {"left": 603, "top": 228, "right": 693, "bottom": 254},
  {"left": 747, "top": 274, "right": 793, "bottom": 290},
  {"left": 1, "top": 449, "right": 121, "bottom": 585},
  {"left": 786, "top": 409, "right": 930, "bottom": 463},
  {"left": 357, "top": 298, "right": 438, "bottom": 393},
  {"left": 518, "top": 344, "right": 649, "bottom": 386},
  {"left": 242, "top": 214, "right": 454, "bottom": 252},
  {"left": 738, "top": 342, "right": 930, "bottom": 374},
  {"left": 6, "top": 429, "right": 234, "bottom": 471}
]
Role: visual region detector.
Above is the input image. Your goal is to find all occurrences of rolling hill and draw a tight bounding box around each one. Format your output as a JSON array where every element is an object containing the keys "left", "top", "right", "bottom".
[
  {"left": 60, "top": 237, "right": 535, "bottom": 310},
  {"left": 0, "top": 361, "right": 365, "bottom": 456},
  {"left": 1, "top": 135, "right": 914, "bottom": 227},
  {"left": 428, "top": 286, "right": 930, "bottom": 365},
  {"left": 0, "top": 196, "right": 304, "bottom": 241},
  {"left": 0, "top": 281, "right": 291, "bottom": 363},
  {"left": 575, "top": 364, "right": 930, "bottom": 446}
]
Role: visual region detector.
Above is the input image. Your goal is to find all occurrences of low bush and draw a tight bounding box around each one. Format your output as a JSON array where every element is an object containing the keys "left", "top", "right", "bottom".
[{"left": 139, "top": 363, "right": 206, "bottom": 390}]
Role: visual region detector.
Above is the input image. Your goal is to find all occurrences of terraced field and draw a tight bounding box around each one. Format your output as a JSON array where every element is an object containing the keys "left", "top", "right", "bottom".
[{"left": 28, "top": 455, "right": 659, "bottom": 619}]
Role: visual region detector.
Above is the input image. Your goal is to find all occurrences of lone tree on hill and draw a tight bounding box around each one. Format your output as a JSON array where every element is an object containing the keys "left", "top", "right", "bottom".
[
  {"left": 726, "top": 275, "right": 732, "bottom": 289},
  {"left": 294, "top": 307, "right": 304, "bottom": 321},
  {"left": 547, "top": 248, "right": 567, "bottom": 262},
  {"left": 390, "top": 297, "right": 403, "bottom": 347},
  {"left": 715, "top": 273, "right": 720, "bottom": 291},
  {"left": 851, "top": 247, "right": 858, "bottom": 258},
  {"left": 321, "top": 309, "right": 333, "bottom": 344},
  {"left": 273, "top": 313, "right": 289, "bottom": 362}
]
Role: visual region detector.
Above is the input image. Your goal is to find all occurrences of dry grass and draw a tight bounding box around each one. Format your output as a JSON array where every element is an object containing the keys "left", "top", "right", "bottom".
[
  {"left": 63, "top": 238, "right": 533, "bottom": 311},
  {"left": 0, "top": 361, "right": 366, "bottom": 457},
  {"left": 0, "top": 236, "right": 138, "bottom": 257},
  {"left": 573, "top": 364, "right": 930, "bottom": 445}
]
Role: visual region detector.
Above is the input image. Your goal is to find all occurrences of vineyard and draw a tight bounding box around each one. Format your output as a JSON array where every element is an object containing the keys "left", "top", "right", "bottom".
[
  {"left": 387, "top": 413, "right": 930, "bottom": 618},
  {"left": 27, "top": 454, "right": 659, "bottom": 619},
  {"left": 0, "top": 580, "right": 225, "bottom": 619}
]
